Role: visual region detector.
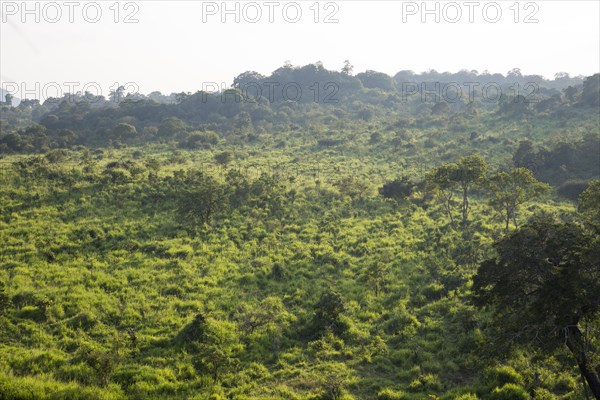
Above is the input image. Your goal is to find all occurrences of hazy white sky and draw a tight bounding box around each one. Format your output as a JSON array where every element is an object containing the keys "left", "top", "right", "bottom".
[{"left": 1, "top": 0, "right": 599, "bottom": 99}]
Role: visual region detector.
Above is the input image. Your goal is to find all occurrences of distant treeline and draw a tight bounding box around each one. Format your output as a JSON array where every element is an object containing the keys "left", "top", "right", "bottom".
[{"left": 0, "top": 65, "right": 598, "bottom": 189}]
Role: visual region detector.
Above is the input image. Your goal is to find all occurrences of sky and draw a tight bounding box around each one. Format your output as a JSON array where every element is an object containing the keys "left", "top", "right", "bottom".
[{"left": 1, "top": 0, "right": 599, "bottom": 100}]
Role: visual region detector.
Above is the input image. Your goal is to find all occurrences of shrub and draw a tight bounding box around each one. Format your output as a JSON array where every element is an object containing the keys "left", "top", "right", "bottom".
[
  {"left": 456, "top": 394, "right": 479, "bottom": 400},
  {"left": 490, "top": 384, "right": 529, "bottom": 400},
  {"left": 484, "top": 365, "right": 523, "bottom": 387},
  {"left": 379, "top": 177, "right": 414, "bottom": 201},
  {"left": 182, "top": 131, "right": 220, "bottom": 149},
  {"left": 377, "top": 388, "right": 406, "bottom": 399},
  {"left": 214, "top": 151, "right": 233, "bottom": 165}
]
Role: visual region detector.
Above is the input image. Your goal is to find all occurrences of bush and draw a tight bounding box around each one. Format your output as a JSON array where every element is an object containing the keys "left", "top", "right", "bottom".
[
  {"left": 408, "top": 373, "right": 442, "bottom": 392},
  {"left": 532, "top": 388, "right": 558, "bottom": 400},
  {"left": 377, "top": 388, "right": 406, "bottom": 399},
  {"left": 312, "top": 289, "right": 348, "bottom": 337},
  {"left": 456, "top": 394, "right": 479, "bottom": 400},
  {"left": 490, "top": 384, "right": 529, "bottom": 400},
  {"left": 379, "top": 177, "right": 414, "bottom": 200},
  {"left": 552, "top": 375, "right": 577, "bottom": 394},
  {"left": 214, "top": 151, "right": 233, "bottom": 165},
  {"left": 182, "top": 131, "right": 220, "bottom": 149},
  {"left": 45, "top": 149, "right": 68, "bottom": 163},
  {"left": 484, "top": 365, "right": 523, "bottom": 387},
  {"left": 55, "top": 363, "right": 96, "bottom": 385}
]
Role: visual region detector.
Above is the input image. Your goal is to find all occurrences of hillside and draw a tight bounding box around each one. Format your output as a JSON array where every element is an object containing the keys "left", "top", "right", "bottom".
[{"left": 0, "top": 66, "right": 599, "bottom": 399}]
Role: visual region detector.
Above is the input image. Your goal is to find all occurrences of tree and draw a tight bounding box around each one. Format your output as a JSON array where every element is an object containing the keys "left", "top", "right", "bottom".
[
  {"left": 334, "top": 175, "right": 373, "bottom": 199},
  {"left": 316, "top": 362, "right": 354, "bottom": 400},
  {"left": 234, "top": 111, "right": 253, "bottom": 134},
  {"left": 564, "top": 86, "right": 579, "bottom": 102},
  {"left": 486, "top": 167, "right": 550, "bottom": 232},
  {"left": 58, "top": 129, "right": 78, "bottom": 147},
  {"left": 313, "top": 289, "right": 348, "bottom": 337},
  {"left": 426, "top": 163, "right": 460, "bottom": 229},
  {"left": 4, "top": 93, "right": 14, "bottom": 106},
  {"left": 158, "top": 117, "right": 186, "bottom": 138},
  {"left": 236, "top": 296, "right": 288, "bottom": 337},
  {"left": 185, "top": 317, "right": 242, "bottom": 383},
  {"left": 513, "top": 140, "right": 535, "bottom": 169},
  {"left": 355, "top": 70, "right": 395, "bottom": 91},
  {"left": 454, "top": 155, "right": 487, "bottom": 224},
  {"left": 578, "top": 179, "right": 600, "bottom": 230},
  {"left": 176, "top": 170, "right": 229, "bottom": 230},
  {"left": 214, "top": 150, "right": 233, "bottom": 166},
  {"left": 109, "top": 86, "right": 125, "bottom": 104},
  {"left": 507, "top": 68, "right": 523, "bottom": 80},
  {"left": 427, "top": 155, "right": 486, "bottom": 227},
  {"left": 341, "top": 60, "right": 353, "bottom": 76},
  {"left": 473, "top": 218, "right": 600, "bottom": 397},
  {"left": 581, "top": 73, "right": 600, "bottom": 107},
  {"left": 232, "top": 70, "right": 266, "bottom": 89},
  {"left": 379, "top": 177, "right": 414, "bottom": 201},
  {"left": 360, "top": 259, "right": 390, "bottom": 297},
  {"left": 111, "top": 123, "right": 137, "bottom": 141}
]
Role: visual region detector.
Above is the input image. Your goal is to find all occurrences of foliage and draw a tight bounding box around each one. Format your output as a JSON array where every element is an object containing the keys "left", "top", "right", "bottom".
[
  {"left": 473, "top": 218, "right": 600, "bottom": 395},
  {"left": 0, "top": 64, "right": 597, "bottom": 399}
]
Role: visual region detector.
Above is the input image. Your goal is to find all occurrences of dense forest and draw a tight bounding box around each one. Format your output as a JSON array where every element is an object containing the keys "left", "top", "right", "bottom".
[{"left": 0, "top": 64, "right": 599, "bottom": 399}]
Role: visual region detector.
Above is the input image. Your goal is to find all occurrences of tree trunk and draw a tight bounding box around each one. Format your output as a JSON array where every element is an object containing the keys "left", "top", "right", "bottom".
[
  {"left": 565, "top": 325, "right": 600, "bottom": 399},
  {"left": 462, "top": 187, "right": 469, "bottom": 224},
  {"left": 505, "top": 204, "right": 514, "bottom": 233},
  {"left": 442, "top": 192, "right": 456, "bottom": 229}
]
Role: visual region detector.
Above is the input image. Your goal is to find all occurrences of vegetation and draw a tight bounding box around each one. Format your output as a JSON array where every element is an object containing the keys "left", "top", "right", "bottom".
[{"left": 0, "top": 65, "right": 598, "bottom": 399}]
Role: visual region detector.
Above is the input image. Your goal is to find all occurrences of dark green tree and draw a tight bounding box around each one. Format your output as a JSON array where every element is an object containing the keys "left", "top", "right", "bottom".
[
  {"left": 379, "top": 177, "right": 414, "bottom": 201},
  {"left": 581, "top": 73, "right": 600, "bottom": 107},
  {"left": 111, "top": 123, "right": 137, "bottom": 141},
  {"left": 473, "top": 218, "right": 600, "bottom": 397},
  {"left": 214, "top": 150, "right": 233, "bottom": 166},
  {"left": 176, "top": 171, "right": 229, "bottom": 231},
  {"left": 313, "top": 289, "right": 348, "bottom": 337},
  {"left": 158, "top": 117, "right": 186, "bottom": 138},
  {"left": 341, "top": 60, "right": 354, "bottom": 76}
]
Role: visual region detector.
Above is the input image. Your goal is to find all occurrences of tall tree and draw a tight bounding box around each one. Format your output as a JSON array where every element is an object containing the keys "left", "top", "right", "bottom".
[
  {"left": 454, "top": 154, "right": 487, "bottom": 224},
  {"left": 426, "top": 163, "right": 460, "bottom": 229},
  {"left": 341, "top": 60, "right": 354, "bottom": 76},
  {"left": 579, "top": 179, "right": 600, "bottom": 229},
  {"left": 486, "top": 167, "right": 550, "bottom": 232},
  {"left": 473, "top": 218, "right": 600, "bottom": 397},
  {"left": 427, "top": 155, "right": 486, "bottom": 227}
]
